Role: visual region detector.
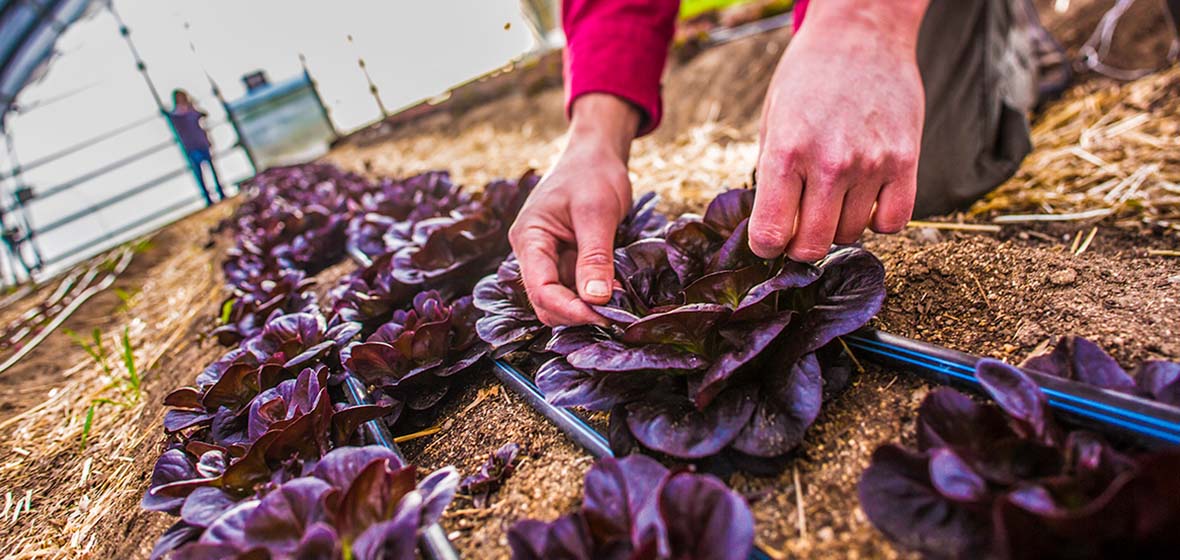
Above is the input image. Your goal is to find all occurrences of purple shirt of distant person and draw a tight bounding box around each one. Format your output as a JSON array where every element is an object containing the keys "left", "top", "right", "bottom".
[{"left": 168, "top": 89, "right": 225, "bottom": 206}]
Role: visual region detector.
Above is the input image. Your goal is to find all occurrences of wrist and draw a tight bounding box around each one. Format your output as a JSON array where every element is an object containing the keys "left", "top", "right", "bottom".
[
  {"left": 798, "top": 0, "right": 929, "bottom": 50},
  {"left": 568, "top": 93, "right": 641, "bottom": 162}
]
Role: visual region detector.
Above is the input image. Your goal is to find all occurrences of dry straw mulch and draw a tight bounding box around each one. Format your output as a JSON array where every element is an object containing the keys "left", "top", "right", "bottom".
[
  {"left": 0, "top": 209, "right": 228, "bottom": 557},
  {"left": 972, "top": 65, "right": 1180, "bottom": 231}
]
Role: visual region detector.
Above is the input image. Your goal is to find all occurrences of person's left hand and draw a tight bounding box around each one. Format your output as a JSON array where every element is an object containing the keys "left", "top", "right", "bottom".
[{"left": 750, "top": 3, "right": 927, "bottom": 261}]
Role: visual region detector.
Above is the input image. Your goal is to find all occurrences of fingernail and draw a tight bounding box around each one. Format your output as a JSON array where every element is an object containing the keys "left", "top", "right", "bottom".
[{"left": 585, "top": 280, "right": 609, "bottom": 298}]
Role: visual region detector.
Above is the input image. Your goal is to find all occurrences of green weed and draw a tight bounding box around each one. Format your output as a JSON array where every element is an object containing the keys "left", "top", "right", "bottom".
[{"left": 69, "top": 326, "right": 141, "bottom": 449}]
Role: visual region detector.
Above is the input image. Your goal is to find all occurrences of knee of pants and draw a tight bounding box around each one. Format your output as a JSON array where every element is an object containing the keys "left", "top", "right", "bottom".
[{"left": 913, "top": 103, "right": 1032, "bottom": 218}]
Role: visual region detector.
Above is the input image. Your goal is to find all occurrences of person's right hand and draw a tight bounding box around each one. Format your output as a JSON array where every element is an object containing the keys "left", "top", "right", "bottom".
[{"left": 508, "top": 94, "right": 640, "bottom": 326}]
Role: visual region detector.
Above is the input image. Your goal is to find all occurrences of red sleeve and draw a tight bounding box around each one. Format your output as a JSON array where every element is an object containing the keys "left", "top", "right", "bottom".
[
  {"left": 562, "top": 0, "right": 679, "bottom": 136},
  {"left": 793, "top": 0, "right": 810, "bottom": 30}
]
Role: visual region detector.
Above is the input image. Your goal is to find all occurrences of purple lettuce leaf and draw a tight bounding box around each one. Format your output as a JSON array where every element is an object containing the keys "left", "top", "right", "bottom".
[
  {"left": 860, "top": 359, "right": 1180, "bottom": 557},
  {"left": 1021, "top": 336, "right": 1136, "bottom": 392},
  {"left": 1136, "top": 361, "right": 1180, "bottom": 406},
  {"left": 624, "top": 384, "right": 757, "bottom": 459},
  {"left": 659, "top": 470, "right": 755, "bottom": 560},
  {"left": 535, "top": 357, "right": 653, "bottom": 412},
  {"left": 976, "top": 359, "right": 1055, "bottom": 443},
  {"left": 458, "top": 442, "right": 521, "bottom": 508},
  {"left": 728, "top": 352, "right": 823, "bottom": 457},
  {"left": 858, "top": 444, "right": 989, "bottom": 557},
  {"left": 509, "top": 455, "right": 754, "bottom": 560}
]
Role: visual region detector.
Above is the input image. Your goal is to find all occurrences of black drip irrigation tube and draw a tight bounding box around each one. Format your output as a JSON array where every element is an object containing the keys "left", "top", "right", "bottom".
[
  {"left": 340, "top": 375, "right": 460, "bottom": 560},
  {"left": 490, "top": 360, "right": 775, "bottom": 560},
  {"left": 844, "top": 330, "right": 1180, "bottom": 448}
]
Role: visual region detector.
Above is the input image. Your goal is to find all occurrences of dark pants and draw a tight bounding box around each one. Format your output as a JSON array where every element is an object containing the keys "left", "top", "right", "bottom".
[
  {"left": 913, "top": 0, "right": 1036, "bottom": 217},
  {"left": 187, "top": 148, "right": 226, "bottom": 206}
]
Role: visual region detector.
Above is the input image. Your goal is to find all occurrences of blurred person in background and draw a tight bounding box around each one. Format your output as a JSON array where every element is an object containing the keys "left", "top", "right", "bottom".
[
  {"left": 510, "top": 0, "right": 1052, "bottom": 326},
  {"left": 168, "top": 89, "right": 225, "bottom": 206}
]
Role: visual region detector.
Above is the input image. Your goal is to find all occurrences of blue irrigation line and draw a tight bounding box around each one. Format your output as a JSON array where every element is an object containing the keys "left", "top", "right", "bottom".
[
  {"left": 844, "top": 331, "right": 1180, "bottom": 447},
  {"left": 340, "top": 375, "right": 460, "bottom": 560},
  {"left": 491, "top": 360, "right": 773, "bottom": 560}
]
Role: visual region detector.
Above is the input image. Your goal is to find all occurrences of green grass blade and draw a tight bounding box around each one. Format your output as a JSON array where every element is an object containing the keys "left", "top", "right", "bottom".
[
  {"left": 121, "top": 327, "right": 140, "bottom": 399},
  {"left": 80, "top": 404, "right": 96, "bottom": 450}
]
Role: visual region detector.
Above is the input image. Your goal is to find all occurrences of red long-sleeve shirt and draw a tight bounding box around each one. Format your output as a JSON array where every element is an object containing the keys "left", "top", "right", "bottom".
[{"left": 562, "top": 0, "right": 810, "bottom": 135}]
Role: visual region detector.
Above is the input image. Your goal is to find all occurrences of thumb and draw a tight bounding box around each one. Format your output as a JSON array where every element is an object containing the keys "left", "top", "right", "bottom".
[{"left": 571, "top": 201, "right": 619, "bottom": 305}]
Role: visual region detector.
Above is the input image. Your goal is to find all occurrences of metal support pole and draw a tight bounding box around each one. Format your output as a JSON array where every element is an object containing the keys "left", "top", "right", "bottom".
[
  {"left": 109, "top": 3, "right": 208, "bottom": 209},
  {"left": 185, "top": 22, "right": 257, "bottom": 174},
  {"left": 1, "top": 130, "right": 42, "bottom": 276},
  {"left": 347, "top": 35, "right": 389, "bottom": 119}
]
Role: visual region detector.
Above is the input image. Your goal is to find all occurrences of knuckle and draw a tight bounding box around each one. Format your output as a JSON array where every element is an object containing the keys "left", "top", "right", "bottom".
[
  {"left": 858, "top": 150, "right": 887, "bottom": 174},
  {"left": 791, "top": 245, "right": 830, "bottom": 262},
  {"left": 874, "top": 217, "right": 908, "bottom": 234},
  {"left": 577, "top": 248, "right": 613, "bottom": 268},
  {"left": 888, "top": 149, "right": 919, "bottom": 173},
  {"left": 817, "top": 155, "right": 855, "bottom": 180},
  {"left": 759, "top": 148, "right": 804, "bottom": 181},
  {"left": 749, "top": 222, "right": 790, "bottom": 249}
]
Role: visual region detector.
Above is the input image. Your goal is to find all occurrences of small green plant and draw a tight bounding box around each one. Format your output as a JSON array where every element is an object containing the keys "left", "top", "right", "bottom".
[
  {"left": 120, "top": 326, "right": 141, "bottom": 401},
  {"left": 64, "top": 327, "right": 112, "bottom": 377},
  {"left": 69, "top": 326, "right": 141, "bottom": 449},
  {"left": 114, "top": 287, "right": 138, "bottom": 312},
  {"left": 219, "top": 298, "right": 236, "bottom": 325}
]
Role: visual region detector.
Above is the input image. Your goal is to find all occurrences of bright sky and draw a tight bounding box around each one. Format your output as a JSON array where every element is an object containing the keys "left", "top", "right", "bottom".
[{"left": 2, "top": 0, "right": 538, "bottom": 275}]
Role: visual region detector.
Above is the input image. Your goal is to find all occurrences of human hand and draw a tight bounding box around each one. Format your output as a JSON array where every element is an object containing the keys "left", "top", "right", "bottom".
[
  {"left": 508, "top": 94, "right": 639, "bottom": 326},
  {"left": 751, "top": 0, "right": 929, "bottom": 261}
]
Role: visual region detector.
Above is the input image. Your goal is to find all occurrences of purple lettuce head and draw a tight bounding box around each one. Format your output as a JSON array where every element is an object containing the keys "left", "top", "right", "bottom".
[
  {"left": 458, "top": 442, "right": 521, "bottom": 508},
  {"left": 212, "top": 270, "right": 319, "bottom": 346},
  {"left": 858, "top": 359, "right": 1180, "bottom": 558},
  {"left": 389, "top": 171, "right": 538, "bottom": 290},
  {"left": 478, "top": 190, "right": 885, "bottom": 466},
  {"left": 157, "top": 446, "right": 458, "bottom": 560},
  {"left": 508, "top": 455, "right": 754, "bottom": 560},
  {"left": 165, "top": 312, "right": 358, "bottom": 433},
  {"left": 329, "top": 252, "right": 420, "bottom": 326},
  {"left": 343, "top": 291, "right": 488, "bottom": 428},
  {"left": 472, "top": 193, "right": 670, "bottom": 357},
  {"left": 1022, "top": 335, "right": 1180, "bottom": 406},
  {"left": 223, "top": 163, "right": 373, "bottom": 287},
  {"left": 346, "top": 170, "right": 471, "bottom": 260},
  {"left": 143, "top": 389, "right": 388, "bottom": 528}
]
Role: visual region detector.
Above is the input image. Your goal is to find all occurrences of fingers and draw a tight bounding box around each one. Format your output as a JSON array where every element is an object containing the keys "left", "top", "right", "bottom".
[
  {"left": 513, "top": 228, "right": 606, "bottom": 327},
  {"left": 785, "top": 170, "right": 844, "bottom": 262},
  {"left": 834, "top": 182, "right": 881, "bottom": 245},
  {"left": 571, "top": 200, "right": 619, "bottom": 306},
  {"left": 749, "top": 152, "right": 803, "bottom": 259},
  {"left": 871, "top": 163, "right": 917, "bottom": 234}
]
